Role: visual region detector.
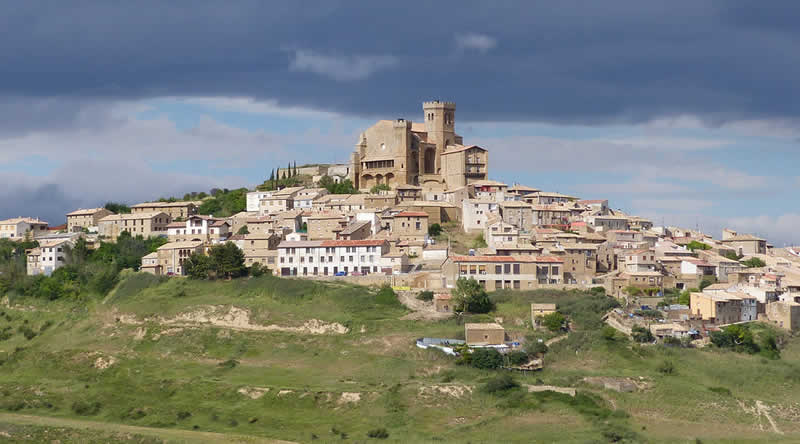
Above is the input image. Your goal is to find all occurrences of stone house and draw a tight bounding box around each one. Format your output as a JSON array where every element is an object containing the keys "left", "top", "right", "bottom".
[
  {"left": 130, "top": 201, "right": 199, "bottom": 220},
  {"left": 66, "top": 208, "right": 113, "bottom": 232},
  {"left": 465, "top": 323, "right": 505, "bottom": 346},
  {"left": 98, "top": 212, "right": 171, "bottom": 241}
]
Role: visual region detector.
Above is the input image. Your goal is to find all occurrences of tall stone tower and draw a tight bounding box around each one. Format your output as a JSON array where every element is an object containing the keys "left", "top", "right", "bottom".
[{"left": 422, "top": 101, "right": 456, "bottom": 174}]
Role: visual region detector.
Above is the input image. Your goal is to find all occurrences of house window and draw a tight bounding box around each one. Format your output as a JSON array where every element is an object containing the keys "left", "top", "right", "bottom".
[{"left": 495, "top": 265, "right": 502, "bottom": 274}]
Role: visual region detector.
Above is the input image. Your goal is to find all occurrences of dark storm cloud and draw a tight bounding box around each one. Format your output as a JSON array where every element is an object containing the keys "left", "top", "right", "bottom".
[{"left": 2, "top": 0, "right": 800, "bottom": 124}]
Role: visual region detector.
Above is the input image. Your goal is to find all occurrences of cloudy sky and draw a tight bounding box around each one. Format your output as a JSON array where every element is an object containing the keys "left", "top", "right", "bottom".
[{"left": 1, "top": 1, "right": 798, "bottom": 245}]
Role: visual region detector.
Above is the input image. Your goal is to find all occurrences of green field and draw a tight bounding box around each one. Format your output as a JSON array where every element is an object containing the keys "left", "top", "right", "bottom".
[{"left": 0, "top": 274, "right": 799, "bottom": 443}]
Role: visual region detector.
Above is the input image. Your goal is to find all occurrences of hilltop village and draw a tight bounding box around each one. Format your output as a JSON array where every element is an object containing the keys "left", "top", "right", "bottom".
[{"left": 4, "top": 100, "right": 800, "bottom": 342}]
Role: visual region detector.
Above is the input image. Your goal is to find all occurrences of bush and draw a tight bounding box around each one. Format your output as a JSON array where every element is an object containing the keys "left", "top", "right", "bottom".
[
  {"left": 631, "top": 325, "right": 654, "bottom": 343},
  {"left": 218, "top": 359, "right": 239, "bottom": 369},
  {"left": 428, "top": 223, "right": 442, "bottom": 237},
  {"left": 662, "top": 336, "right": 681, "bottom": 346},
  {"left": 741, "top": 257, "right": 766, "bottom": 268},
  {"left": 416, "top": 290, "right": 434, "bottom": 302},
  {"left": 657, "top": 360, "right": 675, "bottom": 375},
  {"left": 177, "top": 411, "right": 192, "bottom": 420},
  {"left": 471, "top": 233, "right": 488, "bottom": 249},
  {"left": 375, "top": 285, "right": 401, "bottom": 306},
  {"left": 589, "top": 287, "right": 606, "bottom": 295},
  {"left": 369, "top": 183, "right": 391, "bottom": 194},
  {"left": 708, "top": 386, "right": 732, "bottom": 396},
  {"left": 17, "top": 326, "right": 36, "bottom": 340},
  {"left": 471, "top": 348, "right": 504, "bottom": 370},
  {"left": 540, "top": 312, "right": 566, "bottom": 332},
  {"left": 71, "top": 400, "right": 102, "bottom": 416},
  {"left": 366, "top": 428, "right": 389, "bottom": 439},
  {"left": 249, "top": 262, "right": 266, "bottom": 277},
  {"left": 686, "top": 241, "right": 711, "bottom": 252},
  {"left": 601, "top": 326, "right": 617, "bottom": 341},
  {"left": 524, "top": 338, "right": 548, "bottom": 357},
  {"left": 508, "top": 350, "right": 529, "bottom": 366},
  {"left": 482, "top": 373, "right": 519, "bottom": 393}
]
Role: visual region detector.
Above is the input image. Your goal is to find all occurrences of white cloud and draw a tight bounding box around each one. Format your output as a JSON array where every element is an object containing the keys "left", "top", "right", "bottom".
[
  {"left": 455, "top": 33, "right": 497, "bottom": 53},
  {"left": 169, "top": 96, "right": 345, "bottom": 120},
  {"left": 630, "top": 198, "right": 714, "bottom": 213},
  {"left": 288, "top": 49, "right": 397, "bottom": 81}
]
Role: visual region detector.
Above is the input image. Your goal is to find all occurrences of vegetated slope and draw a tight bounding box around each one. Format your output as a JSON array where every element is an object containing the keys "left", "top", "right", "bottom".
[{"left": 0, "top": 275, "right": 798, "bottom": 443}]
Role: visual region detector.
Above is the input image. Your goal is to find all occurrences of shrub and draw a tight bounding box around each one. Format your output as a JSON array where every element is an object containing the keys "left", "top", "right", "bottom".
[
  {"left": 662, "top": 336, "right": 681, "bottom": 346},
  {"left": 71, "top": 400, "right": 102, "bottom": 416},
  {"left": 708, "top": 386, "right": 732, "bottom": 396},
  {"left": 540, "top": 312, "right": 566, "bottom": 332},
  {"left": 631, "top": 325, "right": 654, "bottom": 343},
  {"left": 524, "top": 338, "right": 548, "bottom": 357},
  {"left": 589, "top": 286, "right": 606, "bottom": 295},
  {"left": 471, "top": 348, "right": 504, "bottom": 369},
  {"left": 366, "top": 428, "right": 389, "bottom": 439},
  {"left": 428, "top": 223, "right": 442, "bottom": 237},
  {"left": 375, "top": 285, "right": 401, "bottom": 306},
  {"left": 601, "top": 326, "right": 617, "bottom": 341},
  {"left": 17, "top": 326, "right": 36, "bottom": 340},
  {"left": 657, "top": 360, "right": 675, "bottom": 375},
  {"left": 416, "top": 290, "right": 434, "bottom": 302},
  {"left": 741, "top": 257, "right": 766, "bottom": 268},
  {"left": 686, "top": 241, "right": 711, "bottom": 252},
  {"left": 508, "top": 350, "right": 529, "bottom": 366},
  {"left": 249, "top": 262, "right": 266, "bottom": 277},
  {"left": 482, "top": 373, "right": 519, "bottom": 394},
  {"left": 177, "top": 411, "right": 192, "bottom": 420},
  {"left": 218, "top": 359, "right": 239, "bottom": 369}
]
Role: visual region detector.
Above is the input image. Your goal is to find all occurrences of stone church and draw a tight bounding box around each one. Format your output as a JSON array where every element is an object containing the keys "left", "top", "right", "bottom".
[{"left": 349, "top": 101, "right": 488, "bottom": 192}]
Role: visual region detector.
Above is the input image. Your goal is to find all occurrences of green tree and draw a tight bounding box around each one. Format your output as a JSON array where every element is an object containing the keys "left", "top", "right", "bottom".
[
  {"left": 209, "top": 242, "right": 246, "bottom": 279},
  {"left": 184, "top": 253, "right": 212, "bottom": 279},
  {"left": 699, "top": 277, "right": 714, "bottom": 290},
  {"left": 428, "top": 223, "right": 442, "bottom": 237},
  {"left": 237, "top": 225, "right": 250, "bottom": 235},
  {"left": 452, "top": 278, "right": 494, "bottom": 313},
  {"left": 741, "top": 257, "right": 766, "bottom": 268},
  {"left": 104, "top": 202, "right": 131, "bottom": 214},
  {"left": 539, "top": 312, "right": 566, "bottom": 332}
]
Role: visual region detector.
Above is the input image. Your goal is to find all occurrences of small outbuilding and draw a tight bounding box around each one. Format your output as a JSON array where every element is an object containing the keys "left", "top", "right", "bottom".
[
  {"left": 531, "top": 303, "right": 557, "bottom": 327},
  {"left": 465, "top": 323, "right": 505, "bottom": 346},
  {"left": 434, "top": 293, "right": 452, "bottom": 313}
]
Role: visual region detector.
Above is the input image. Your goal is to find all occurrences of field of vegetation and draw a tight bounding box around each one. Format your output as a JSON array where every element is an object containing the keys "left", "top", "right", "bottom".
[{"left": 0, "top": 273, "right": 799, "bottom": 443}]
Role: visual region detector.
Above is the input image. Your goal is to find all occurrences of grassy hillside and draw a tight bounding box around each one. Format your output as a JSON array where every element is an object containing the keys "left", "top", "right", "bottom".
[{"left": 0, "top": 275, "right": 799, "bottom": 443}]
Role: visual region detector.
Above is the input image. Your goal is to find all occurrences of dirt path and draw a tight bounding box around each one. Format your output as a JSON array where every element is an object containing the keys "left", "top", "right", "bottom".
[
  {"left": 0, "top": 412, "right": 296, "bottom": 444},
  {"left": 756, "top": 400, "right": 783, "bottom": 435},
  {"left": 397, "top": 291, "right": 452, "bottom": 321},
  {"left": 545, "top": 334, "right": 568, "bottom": 346}
]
